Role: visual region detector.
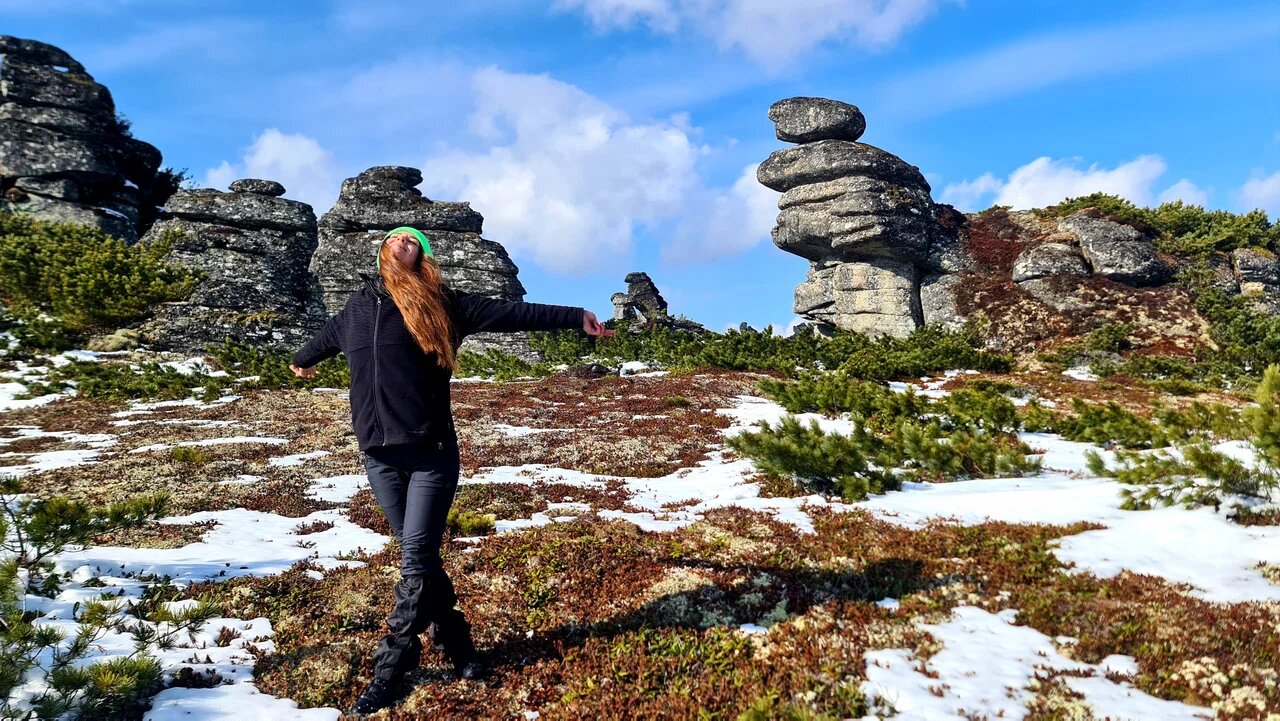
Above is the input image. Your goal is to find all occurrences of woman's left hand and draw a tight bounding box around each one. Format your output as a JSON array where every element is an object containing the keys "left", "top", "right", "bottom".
[{"left": 583, "top": 311, "right": 615, "bottom": 337}]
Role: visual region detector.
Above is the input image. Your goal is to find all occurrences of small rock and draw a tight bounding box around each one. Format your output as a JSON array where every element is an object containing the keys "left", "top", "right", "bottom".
[
  {"left": 1011, "top": 242, "right": 1090, "bottom": 282},
  {"left": 85, "top": 329, "right": 141, "bottom": 352},
  {"left": 229, "top": 179, "right": 286, "bottom": 197},
  {"left": 1059, "top": 213, "right": 1169, "bottom": 286},
  {"left": 768, "top": 97, "right": 866, "bottom": 144}
]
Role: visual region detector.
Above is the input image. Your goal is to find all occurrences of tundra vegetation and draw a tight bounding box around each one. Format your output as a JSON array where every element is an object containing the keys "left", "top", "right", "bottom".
[{"left": 2, "top": 204, "right": 1280, "bottom": 719}]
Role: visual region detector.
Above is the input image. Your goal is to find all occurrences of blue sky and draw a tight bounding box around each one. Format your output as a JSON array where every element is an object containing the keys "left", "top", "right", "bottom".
[{"left": 4, "top": 0, "right": 1279, "bottom": 331}]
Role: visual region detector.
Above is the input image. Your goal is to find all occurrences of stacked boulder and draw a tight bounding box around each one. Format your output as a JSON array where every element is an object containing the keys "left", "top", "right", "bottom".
[
  {"left": 757, "top": 97, "right": 964, "bottom": 338},
  {"left": 0, "top": 35, "right": 164, "bottom": 243},
  {"left": 610, "top": 272, "right": 705, "bottom": 334},
  {"left": 311, "top": 166, "right": 536, "bottom": 360},
  {"left": 136, "top": 180, "right": 322, "bottom": 351}
]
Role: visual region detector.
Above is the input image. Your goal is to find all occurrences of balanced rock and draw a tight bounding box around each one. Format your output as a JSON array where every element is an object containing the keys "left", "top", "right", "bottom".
[
  {"left": 312, "top": 166, "right": 535, "bottom": 360},
  {"left": 768, "top": 97, "right": 866, "bottom": 144},
  {"left": 1011, "top": 243, "right": 1090, "bottom": 283},
  {"left": 229, "top": 178, "right": 286, "bottom": 197},
  {"left": 0, "top": 35, "right": 166, "bottom": 243},
  {"left": 759, "top": 96, "right": 960, "bottom": 338},
  {"left": 1059, "top": 213, "right": 1169, "bottom": 286},
  {"left": 136, "top": 182, "right": 322, "bottom": 352}
]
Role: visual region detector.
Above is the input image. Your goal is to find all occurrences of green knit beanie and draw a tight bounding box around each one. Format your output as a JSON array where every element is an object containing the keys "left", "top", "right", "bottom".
[{"left": 378, "top": 227, "right": 433, "bottom": 268}]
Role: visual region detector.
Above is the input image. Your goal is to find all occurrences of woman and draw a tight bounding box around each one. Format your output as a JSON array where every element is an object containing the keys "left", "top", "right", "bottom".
[{"left": 290, "top": 227, "right": 613, "bottom": 714}]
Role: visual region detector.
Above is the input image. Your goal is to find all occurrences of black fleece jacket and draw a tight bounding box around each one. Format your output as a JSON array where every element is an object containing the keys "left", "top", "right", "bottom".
[{"left": 293, "top": 274, "right": 584, "bottom": 451}]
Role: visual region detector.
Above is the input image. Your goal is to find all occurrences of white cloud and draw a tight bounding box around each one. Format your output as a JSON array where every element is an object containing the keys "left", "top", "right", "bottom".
[
  {"left": 200, "top": 129, "right": 341, "bottom": 212},
  {"left": 939, "top": 172, "right": 1001, "bottom": 209},
  {"left": 556, "top": 0, "right": 951, "bottom": 68},
  {"left": 941, "top": 155, "right": 1172, "bottom": 211},
  {"left": 1239, "top": 171, "right": 1280, "bottom": 216},
  {"left": 879, "top": 10, "right": 1280, "bottom": 120},
  {"left": 1158, "top": 179, "right": 1210, "bottom": 207},
  {"left": 421, "top": 67, "right": 768, "bottom": 274},
  {"left": 663, "top": 163, "right": 779, "bottom": 265}
]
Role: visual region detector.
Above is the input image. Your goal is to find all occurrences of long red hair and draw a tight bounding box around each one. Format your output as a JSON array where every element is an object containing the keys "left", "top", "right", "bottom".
[{"left": 378, "top": 243, "right": 456, "bottom": 371}]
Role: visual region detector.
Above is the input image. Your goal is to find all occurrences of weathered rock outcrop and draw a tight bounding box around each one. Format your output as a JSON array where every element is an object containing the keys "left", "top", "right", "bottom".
[
  {"left": 136, "top": 182, "right": 322, "bottom": 352},
  {"left": 610, "top": 272, "right": 705, "bottom": 334},
  {"left": 759, "top": 96, "right": 1249, "bottom": 358},
  {"left": 1232, "top": 246, "right": 1280, "bottom": 313},
  {"left": 1059, "top": 213, "right": 1170, "bottom": 286},
  {"left": 759, "top": 97, "right": 962, "bottom": 337},
  {"left": 1011, "top": 242, "right": 1090, "bottom": 283},
  {"left": 0, "top": 35, "right": 165, "bottom": 243},
  {"left": 312, "top": 166, "right": 536, "bottom": 360}
]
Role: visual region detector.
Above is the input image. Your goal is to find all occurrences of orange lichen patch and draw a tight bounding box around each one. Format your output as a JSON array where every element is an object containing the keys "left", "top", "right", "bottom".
[
  {"left": 0, "top": 396, "right": 121, "bottom": 436},
  {"left": 452, "top": 372, "right": 758, "bottom": 477}
]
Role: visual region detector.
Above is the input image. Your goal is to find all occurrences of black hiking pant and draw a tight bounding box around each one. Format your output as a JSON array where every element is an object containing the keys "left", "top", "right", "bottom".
[{"left": 362, "top": 438, "right": 475, "bottom": 681}]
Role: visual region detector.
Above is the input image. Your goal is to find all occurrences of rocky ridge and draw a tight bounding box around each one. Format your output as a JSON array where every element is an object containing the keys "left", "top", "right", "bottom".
[{"left": 0, "top": 35, "right": 167, "bottom": 244}]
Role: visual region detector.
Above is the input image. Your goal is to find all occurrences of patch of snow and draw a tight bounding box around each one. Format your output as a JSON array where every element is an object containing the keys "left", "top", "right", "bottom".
[
  {"left": 144, "top": 680, "right": 340, "bottom": 720},
  {"left": 305, "top": 474, "right": 367, "bottom": 504},
  {"left": 129, "top": 436, "right": 289, "bottom": 454},
  {"left": 619, "top": 361, "right": 650, "bottom": 376},
  {"left": 492, "top": 424, "right": 571, "bottom": 437},
  {"left": 57, "top": 507, "right": 390, "bottom": 581},
  {"left": 1063, "top": 367, "right": 1097, "bottom": 382},
  {"left": 862, "top": 606, "right": 1211, "bottom": 720},
  {"left": 0, "top": 449, "right": 104, "bottom": 476},
  {"left": 268, "top": 450, "right": 331, "bottom": 467},
  {"left": 159, "top": 357, "right": 228, "bottom": 377}
]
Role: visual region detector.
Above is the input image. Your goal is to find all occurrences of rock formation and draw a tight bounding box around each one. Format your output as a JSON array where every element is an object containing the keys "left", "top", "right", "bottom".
[
  {"left": 311, "top": 166, "right": 536, "bottom": 360},
  {"left": 136, "top": 181, "right": 322, "bottom": 351},
  {"left": 0, "top": 35, "right": 166, "bottom": 244},
  {"left": 757, "top": 96, "right": 1243, "bottom": 357},
  {"left": 758, "top": 97, "right": 964, "bottom": 338},
  {"left": 610, "top": 272, "right": 705, "bottom": 334}
]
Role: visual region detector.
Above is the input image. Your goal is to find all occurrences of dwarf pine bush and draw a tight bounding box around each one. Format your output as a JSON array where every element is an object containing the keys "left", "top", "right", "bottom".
[
  {"left": 0, "top": 213, "right": 198, "bottom": 349},
  {"left": 727, "top": 416, "right": 899, "bottom": 501},
  {"left": 1088, "top": 365, "right": 1280, "bottom": 513},
  {"left": 1035, "top": 194, "right": 1280, "bottom": 257},
  {"left": 1, "top": 478, "right": 216, "bottom": 718},
  {"left": 729, "top": 416, "right": 1038, "bottom": 501}
]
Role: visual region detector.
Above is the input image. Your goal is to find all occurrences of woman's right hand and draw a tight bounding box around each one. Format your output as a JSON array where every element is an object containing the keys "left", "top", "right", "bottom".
[{"left": 289, "top": 363, "right": 317, "bottom": 379}]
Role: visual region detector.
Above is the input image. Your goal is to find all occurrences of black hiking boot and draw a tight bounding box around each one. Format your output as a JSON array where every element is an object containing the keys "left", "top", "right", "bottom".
[
  {"left": 435, "top": 608, "right": 484, "bottom": 680},
  {"left": 351, "top": 678, "right": 397, "bottom": 715}
]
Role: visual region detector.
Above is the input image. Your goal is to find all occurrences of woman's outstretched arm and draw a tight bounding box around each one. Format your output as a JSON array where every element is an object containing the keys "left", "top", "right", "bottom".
[
  {"left": 455, "top": 292, "right": 612, "bottom": 337},
  {"left": 290, "top": 311, "right": 344, "bottom": 376}
]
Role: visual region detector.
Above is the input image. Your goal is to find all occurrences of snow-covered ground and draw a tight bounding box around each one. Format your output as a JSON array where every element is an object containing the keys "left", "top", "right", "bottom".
[{"left": 6, "top": 371, "right": 1267, "bottom": 719}]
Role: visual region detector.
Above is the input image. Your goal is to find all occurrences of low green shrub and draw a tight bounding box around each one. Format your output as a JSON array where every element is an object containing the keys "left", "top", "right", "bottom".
[
  {"left": 46, "top": 360, "right": 210, "bottom": 403},
  {"left": 171, "top": 446, "right": 212, "bottom": 465},
  {"left": 1035, "top": 194, "right": 1279, "bottom": 257},
  {"left": 0, "top": 212, "right": 198, "bottom": 341},
  {"left": 206, "top": 339, "right": 350, "bottom": 389},
  {"left": 727, "top": 416, "right": 899, "bottom": 501},
  {"left": 447, "top": 508, "right": 497, "bottom": 537},
  {"left": 728, "top": 412, "right": 1039, "bottom": 502},
  {"left": 0, "top": 478, "right": 215, "bottom": 718},
  {"left": 1088, "top": 365, "right": 1280, "bottom": 513},
  {"left": 939, "top": 388, "right": 1020, "bottom": 434},
  {"left": 1057, "top": 399, "right": 1168, "bottom": 449}
]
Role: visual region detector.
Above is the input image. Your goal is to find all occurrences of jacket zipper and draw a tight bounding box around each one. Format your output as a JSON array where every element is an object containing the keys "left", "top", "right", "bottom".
[{"left": 372, "top": 296, "right": 385, "bottom": 445}]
